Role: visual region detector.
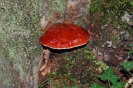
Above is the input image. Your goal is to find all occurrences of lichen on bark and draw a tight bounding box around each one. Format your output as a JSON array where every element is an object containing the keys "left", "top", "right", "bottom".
[{"left": 0, "top": 0, "right": 41, "bottom": 88}]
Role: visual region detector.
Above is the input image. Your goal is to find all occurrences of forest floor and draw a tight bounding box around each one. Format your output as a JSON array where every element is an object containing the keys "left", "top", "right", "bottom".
[
  {"left": 38, "top": 23, "right": 133, "bottom": 88},
  {"left": 38, "top": 1, "right": 133, "bottom": 88}
]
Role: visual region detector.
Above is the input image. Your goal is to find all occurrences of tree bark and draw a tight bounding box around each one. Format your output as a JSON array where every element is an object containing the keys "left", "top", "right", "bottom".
[{"left": 0, "top": 0, "right": 41, "bottom": 88}]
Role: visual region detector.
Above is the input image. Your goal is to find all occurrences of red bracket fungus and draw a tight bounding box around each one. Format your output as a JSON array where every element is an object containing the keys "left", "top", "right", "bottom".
[
  {"left": 39, "top": 23, "right": 90, "bottom": 76},
  {"left": 39, "top": 23, "right": 90, "bottom": 49}
]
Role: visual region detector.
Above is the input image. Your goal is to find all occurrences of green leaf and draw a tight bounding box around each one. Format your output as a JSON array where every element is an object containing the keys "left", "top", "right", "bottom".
[
  {"left": 72, "top": 85, "right": 78, "bottom": 88},
  {"left": 98, "top": 67, "right": 120, "bottom": 84},
  {"left": 112, "top": 22, "right": 118, "bottom": 28},
  {"left": 64, "top": 86, "right": 69, "bottom": 88},
  {"left": 120, "top": 61, "right": 133, "bottom": 71},
  {"left": 90, "top": 82, "right": 106, "bottom": 88},
  {"left": 110, "top": 82, "right": 125, "bottom": 88},
  {"left": 128, "top": 51, "right": 133, "bottom": 56}
]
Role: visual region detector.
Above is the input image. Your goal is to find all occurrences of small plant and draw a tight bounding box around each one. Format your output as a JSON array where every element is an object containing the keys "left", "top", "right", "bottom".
[
  {"left": 120, "top": 61, "right": 133, "bottom": 71},
  {"left": 120, "top": 61, "right": 133, "bottom": 88},
  {"left": 90, "top": 82, "right": 106, "bottom": 88},
  {"left": 127, "top": 44, "right": 133, "bottom": 56},
  {"left": 90, "top": 67, "right": 125, "bottom": 88},
  {"left": 98, "top": 67, "right": 120, "bottom": 85},
  {"left": 91, "top": 61, "right": 133, "bottom": 88}
]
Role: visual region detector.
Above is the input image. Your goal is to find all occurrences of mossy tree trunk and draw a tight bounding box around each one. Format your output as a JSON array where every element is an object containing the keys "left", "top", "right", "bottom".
[{"left": 0, "top": 0, "right": 42, "bottom": 88}]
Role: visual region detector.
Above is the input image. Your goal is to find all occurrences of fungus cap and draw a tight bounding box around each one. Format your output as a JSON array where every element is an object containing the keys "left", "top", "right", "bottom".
[{"left": 39, "top": 23, "right": 90, "bottom": 49}]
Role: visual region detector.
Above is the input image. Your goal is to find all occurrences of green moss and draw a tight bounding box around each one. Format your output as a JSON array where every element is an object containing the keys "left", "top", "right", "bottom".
[
  {"left": 89, "top": 0, "right": 133, "bottom": 46},
  {"left": 39, "top": 48, "right": 107, "bottom": 88},
  {"left": 90, "top": 0, "right": 133, "bottom": 27}
]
